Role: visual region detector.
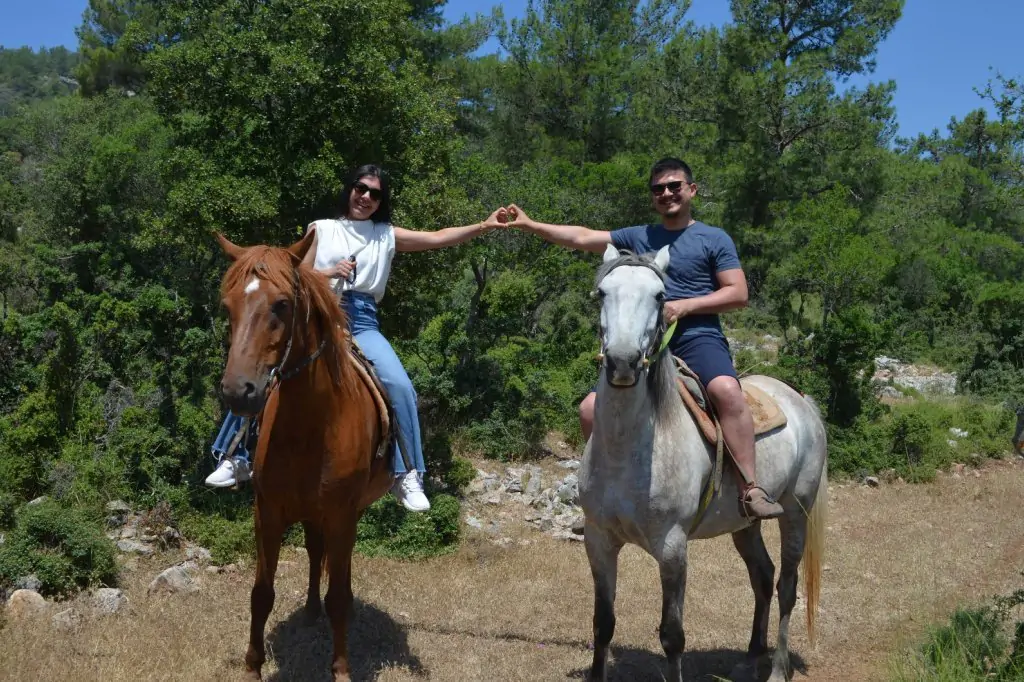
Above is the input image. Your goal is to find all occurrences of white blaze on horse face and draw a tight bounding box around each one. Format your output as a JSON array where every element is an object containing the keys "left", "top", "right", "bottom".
[{"left": 244, "top": 277, "right": 260, "bottom": 295}]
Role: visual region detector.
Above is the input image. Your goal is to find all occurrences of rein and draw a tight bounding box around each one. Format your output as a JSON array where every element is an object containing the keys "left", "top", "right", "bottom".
[
  {"left": 264, "top": 263, "right": 328, "bottom": 392},
  {"left": 592, "top": 254, "right": 721, "bottom": 535},
  {"left": 593, "top": 256, "right": 670, "bottom": 370}
]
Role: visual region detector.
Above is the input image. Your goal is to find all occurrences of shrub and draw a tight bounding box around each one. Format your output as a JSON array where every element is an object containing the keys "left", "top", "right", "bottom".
[
  {"left": 0, "top": 500, "right": 118, "bottom": 597},
  {"left": 356, "top": 493, "right": 461, "bottom": 559}
]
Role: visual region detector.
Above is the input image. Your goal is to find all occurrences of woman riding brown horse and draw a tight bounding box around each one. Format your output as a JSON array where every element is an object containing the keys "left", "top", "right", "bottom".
[{"left": 217, "top": 229, "right": 396, "bottom": 681}]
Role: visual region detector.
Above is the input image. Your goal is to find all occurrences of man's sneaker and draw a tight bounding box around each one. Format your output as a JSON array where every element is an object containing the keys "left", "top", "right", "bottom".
[
  {"left": 391, "top": 471, "right": 430, "bottom": 512},
  {"left": 205, "top": 456, "right": 252, "bottom": 488}
]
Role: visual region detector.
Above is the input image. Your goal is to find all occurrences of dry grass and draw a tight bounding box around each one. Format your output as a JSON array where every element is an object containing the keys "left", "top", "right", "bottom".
[{"left": 2, "top": 458, "right": 1023, "bottom": 682}]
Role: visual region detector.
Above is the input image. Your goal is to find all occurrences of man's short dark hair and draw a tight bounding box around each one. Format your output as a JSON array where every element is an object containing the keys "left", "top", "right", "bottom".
[{"left": 649, "top": 157, "right": 694, "bottom": 185}]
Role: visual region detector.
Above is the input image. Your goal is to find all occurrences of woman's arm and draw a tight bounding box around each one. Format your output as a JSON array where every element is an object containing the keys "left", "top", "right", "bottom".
[
  {"left": 301, "top": 222, "right": 353, "bottom": 280},
  {"left": 393, "top": 208, "right": 506, "bottom": 253}
]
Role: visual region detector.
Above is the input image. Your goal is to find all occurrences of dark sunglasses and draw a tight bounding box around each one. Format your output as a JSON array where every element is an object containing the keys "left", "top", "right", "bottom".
[
  {"left": 352, "top": 182, "right": 383, "bottom": 201},
  {"left": 649, "top": 181, "right": 687, "bottom": 195}
]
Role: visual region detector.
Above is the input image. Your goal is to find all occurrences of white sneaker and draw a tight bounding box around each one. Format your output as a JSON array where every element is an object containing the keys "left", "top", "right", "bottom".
[
  {"left": 204, "top": 456, "right": 252, "bottom": 488},
  {"left": 391, "top": 471, "right": 430, "bottom": 512}
]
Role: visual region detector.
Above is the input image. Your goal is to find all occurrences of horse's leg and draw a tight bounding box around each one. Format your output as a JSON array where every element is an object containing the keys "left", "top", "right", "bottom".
[
  {"left": 656, "top": 526, "right": 688, "bottom": 682},
  {"left": 729, "top": 521, "right": 776, "bottom": 681},
  {"left": 585, "top": 525, "right": 622, "bottom": 682},
  {"left": 302, "top": 520, "right": 325, "bottom": 624},
  {"left": 245, "top": 508, "right": 285, "bottom": 681},
  {"left": 770, "top": 509, "right": 808, "bottom": 682},
  {"left": 324, "top": 514, "right": 359, "bottom": 682}
]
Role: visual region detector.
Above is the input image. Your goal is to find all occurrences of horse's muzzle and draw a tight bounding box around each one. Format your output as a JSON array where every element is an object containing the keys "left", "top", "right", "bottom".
[
  {"left": 604, "top": 351, "right": 643, "bottom": 387},
  {"left": 220, "top": 374, "right": 270, "bottom": 416}
]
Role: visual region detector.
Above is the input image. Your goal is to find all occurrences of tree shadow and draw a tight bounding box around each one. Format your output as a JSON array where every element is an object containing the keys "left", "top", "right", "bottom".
[
  {"left": 567, "top": 645, "right": 808, "bottom": 681},
  {"left": 264, "top": 598, "right": 426, "bottom": 681}
]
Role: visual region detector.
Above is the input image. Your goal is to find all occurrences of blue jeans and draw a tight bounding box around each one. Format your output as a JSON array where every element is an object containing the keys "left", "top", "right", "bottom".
[
  {"left": 211, "top": 292, "right": 425, "bottom": 475},
  {"left": 211, "top": 411, "right": 252, "bottom": 464}
]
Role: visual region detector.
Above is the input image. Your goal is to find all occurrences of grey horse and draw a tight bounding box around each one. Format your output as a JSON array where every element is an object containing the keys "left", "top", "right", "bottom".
[{"left": 580, "top": 245, "right": 829, "bottom": 682}]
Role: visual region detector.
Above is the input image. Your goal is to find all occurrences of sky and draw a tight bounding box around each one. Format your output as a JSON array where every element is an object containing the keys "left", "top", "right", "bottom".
[{"left": 2, "top": 0, "right": 1021, "bottom": 139}]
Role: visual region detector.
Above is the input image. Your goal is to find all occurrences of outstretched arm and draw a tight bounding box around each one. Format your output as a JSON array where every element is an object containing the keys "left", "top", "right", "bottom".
[
  {"left": 505, "top": 204, "right": 611, "bottom": 253},
  {"left": 394, "top": 208, "right": 506, "bottom": 252}
]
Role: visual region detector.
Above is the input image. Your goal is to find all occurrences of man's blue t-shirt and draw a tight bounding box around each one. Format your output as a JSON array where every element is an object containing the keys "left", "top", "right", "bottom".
[{"left": 609, "top": 221, "right": 741, "bottom": 341}]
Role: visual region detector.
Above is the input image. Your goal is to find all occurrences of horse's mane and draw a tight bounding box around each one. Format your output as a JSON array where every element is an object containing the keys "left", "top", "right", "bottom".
[
  {"left": 594, "top": 248, "right": 680, "bottom": 427},
  {"left": 222, "top": 245, "right": 352, "bottom": 391}
]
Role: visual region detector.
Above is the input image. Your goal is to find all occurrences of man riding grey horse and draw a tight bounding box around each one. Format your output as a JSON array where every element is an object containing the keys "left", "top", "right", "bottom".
[{"left": 503, "top": 157, "right": 784, "bottom": 519}]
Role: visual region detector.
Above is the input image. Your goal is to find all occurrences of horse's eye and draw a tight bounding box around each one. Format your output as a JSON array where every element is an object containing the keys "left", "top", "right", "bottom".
[
  {"left": 596, "top": 289, "right": 606, "bottom": 299},
  {"left": 271, "top": 299, "right": 289, "bottom": 319},
  {"left": 655, "top": 292, "right": 665, "bottom": 303}
]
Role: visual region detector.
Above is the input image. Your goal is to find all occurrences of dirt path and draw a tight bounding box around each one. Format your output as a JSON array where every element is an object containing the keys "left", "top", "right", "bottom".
[{"left": 2, "top": 458, "right": 1023, "bottom": 682}]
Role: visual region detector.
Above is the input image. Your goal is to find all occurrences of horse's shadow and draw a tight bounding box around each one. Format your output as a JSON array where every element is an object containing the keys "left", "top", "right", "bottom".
[
  {"left": 568, "top": 646, "right": 808, "bottom": 682},
  {"left": 264, "top": 598, "right": 426, "bottom": 681}
]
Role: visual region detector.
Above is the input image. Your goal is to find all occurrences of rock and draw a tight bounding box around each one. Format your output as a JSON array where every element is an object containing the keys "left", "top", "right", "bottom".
[
  {"left": 949, "top": 427, "right": 969, "bottom": 439},
  {"left": 879, "top": 468, "right": 898, "bottom": 483},
  {"left": 484, "top": 493, "right": 502, "bottom": 505},
  {"left": 555, "top": 511, "right": 584, "bottom": 532},
  {"left": 205, "top": 566, "right": 222, "bottom": 575},
  {"left": 5, "top": 589, "right": 47, "bottom": 620},
  {"left": 106, "top": 500, "right": 131, "bottom": 513},
  {"left": 15, "top": 574, "right": 42, "bottom": 592},
  {"left": 503, "top": 468, "right": 525, "bottom": 494},
  {"left": 93, "top": 588, "right": 127, "bottom": 614},
  {"left": 117, "top": 539, "right": 153, "bottom": 556},
  {"left": 52, "top": 608, "right": 82, "bottom": 631},
  {"left": 952, "top": 463, "right": 966, "bottom": 476},
  {"left": 872, "top": 356, "right": 957, "bottom": 396},
  {"left": 571, "top": 518, "right": 586, "bottom": 535},
  {"left": 119, "top": 526, "right": 138, "bottom": 540},
  {"left": 148, "top": 565, "right": 198, "bottom": 596},
  {"left": 160, "top": 526, "right": 182, "bottom": 549},
  {"left": 551, "top": 530, "right": 584, "bottom": 542},
  {"left": 556, "top": 475, "right": 579, "bottom": 504},
  {"left": 864, "top": 476, "right": 880, "bottom": 488},
  {"left": 185, "top": 546, "right": 212, "bottom": 564},
  {"left": 878, "top": 386, "right": 904, "bottom": 400},
  {"left": 524, "top": 466, "right": 543, "bottom": 495},
  {"left": 537, "top": 516, "right": 554, "bottom": 532},
  {"left": 27, "top": 496, "right": 48, "bottom": 506},
  {"left": 464, "top": 516, "right": 483, "bottom": 530},
  {"left": 557, "top": 460, "right": 581, "bottom": 470},
  {"left": 947, "top": 440, "right": 958, "bottom": 448}
]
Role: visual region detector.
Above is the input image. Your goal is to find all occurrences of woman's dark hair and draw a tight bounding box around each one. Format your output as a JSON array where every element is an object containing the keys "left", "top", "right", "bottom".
[{"left": 339, "top": 164, "right": 392, "bottom": 223}]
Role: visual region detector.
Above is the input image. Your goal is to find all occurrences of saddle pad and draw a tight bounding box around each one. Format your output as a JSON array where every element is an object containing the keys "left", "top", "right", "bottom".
[
  {"left": 346, "top": 336, "right": 393, "bottom": 460},
  {"left": 673, "top": 358, "right": 788, "bottom": 444}
]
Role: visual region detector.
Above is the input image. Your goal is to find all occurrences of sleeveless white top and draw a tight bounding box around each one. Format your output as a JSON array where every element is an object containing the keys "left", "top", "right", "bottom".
[{"left": 309, "top": 218, "right": 396, "bottom": 302}]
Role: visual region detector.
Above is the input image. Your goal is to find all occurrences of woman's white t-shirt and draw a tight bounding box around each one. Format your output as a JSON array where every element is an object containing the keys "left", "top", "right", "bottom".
[{"left": 309, "top": 218, "right": 395, "bottom": 302}]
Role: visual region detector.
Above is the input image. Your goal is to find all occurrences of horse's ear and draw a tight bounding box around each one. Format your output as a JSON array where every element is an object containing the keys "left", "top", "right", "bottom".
[
  {"left": 288, "top": 228, "right": 317, "bottom": 262},
  {"left": 602, "top": 243, "right": 619, "bottom": 263},
  {"left": 653, "top": 245, "right": 670, "bottom": 272},
  {"left": 216, "top": 232, "right": 245, "bottom": 262}
]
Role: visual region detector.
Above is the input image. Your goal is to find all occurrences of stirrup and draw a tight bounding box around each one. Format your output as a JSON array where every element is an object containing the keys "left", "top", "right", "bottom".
[{"left": 739, "top": 484, "right": 782, "bottom": 519}]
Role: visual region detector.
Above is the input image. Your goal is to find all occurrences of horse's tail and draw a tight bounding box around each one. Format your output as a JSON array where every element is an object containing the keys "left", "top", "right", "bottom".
[{"left": 802, "top": 457, "right": 827, "bottom": 648}]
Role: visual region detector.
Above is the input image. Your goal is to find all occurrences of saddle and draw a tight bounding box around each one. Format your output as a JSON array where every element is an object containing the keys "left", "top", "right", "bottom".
[{"left": 672, "top": 357, "right": 788, "bottom": 445}]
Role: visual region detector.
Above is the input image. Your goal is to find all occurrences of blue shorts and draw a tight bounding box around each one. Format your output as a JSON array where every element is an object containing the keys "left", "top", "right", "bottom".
[{"left": 588, "top": 333, "right": 737, "bottom": 395}]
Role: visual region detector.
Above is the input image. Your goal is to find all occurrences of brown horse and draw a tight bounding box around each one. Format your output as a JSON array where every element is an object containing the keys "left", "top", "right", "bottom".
[{"left": 216, "top": 230, "right": 394, "bottom": 681}]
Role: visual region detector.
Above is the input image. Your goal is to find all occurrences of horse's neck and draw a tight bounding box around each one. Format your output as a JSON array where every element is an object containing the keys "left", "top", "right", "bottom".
[
  {"left": 592, "top": 377, "right": 658, "bottom": 462},
  {"left": 591, "top": 367, "right": 702, "bottom": 465}
]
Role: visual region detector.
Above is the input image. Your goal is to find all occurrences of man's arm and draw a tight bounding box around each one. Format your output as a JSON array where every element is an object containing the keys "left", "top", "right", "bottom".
[
  {"left": 506, "top": 204, "right": 611, "bottom": 253},
  {"left": 664, "top": 268, "right": 749, "bottom": 323}
]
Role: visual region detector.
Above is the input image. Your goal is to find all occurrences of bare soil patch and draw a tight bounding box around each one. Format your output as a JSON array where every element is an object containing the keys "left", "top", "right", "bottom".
[{"left": 2, "top": 458, "right": 1022, "bottom": 682}]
